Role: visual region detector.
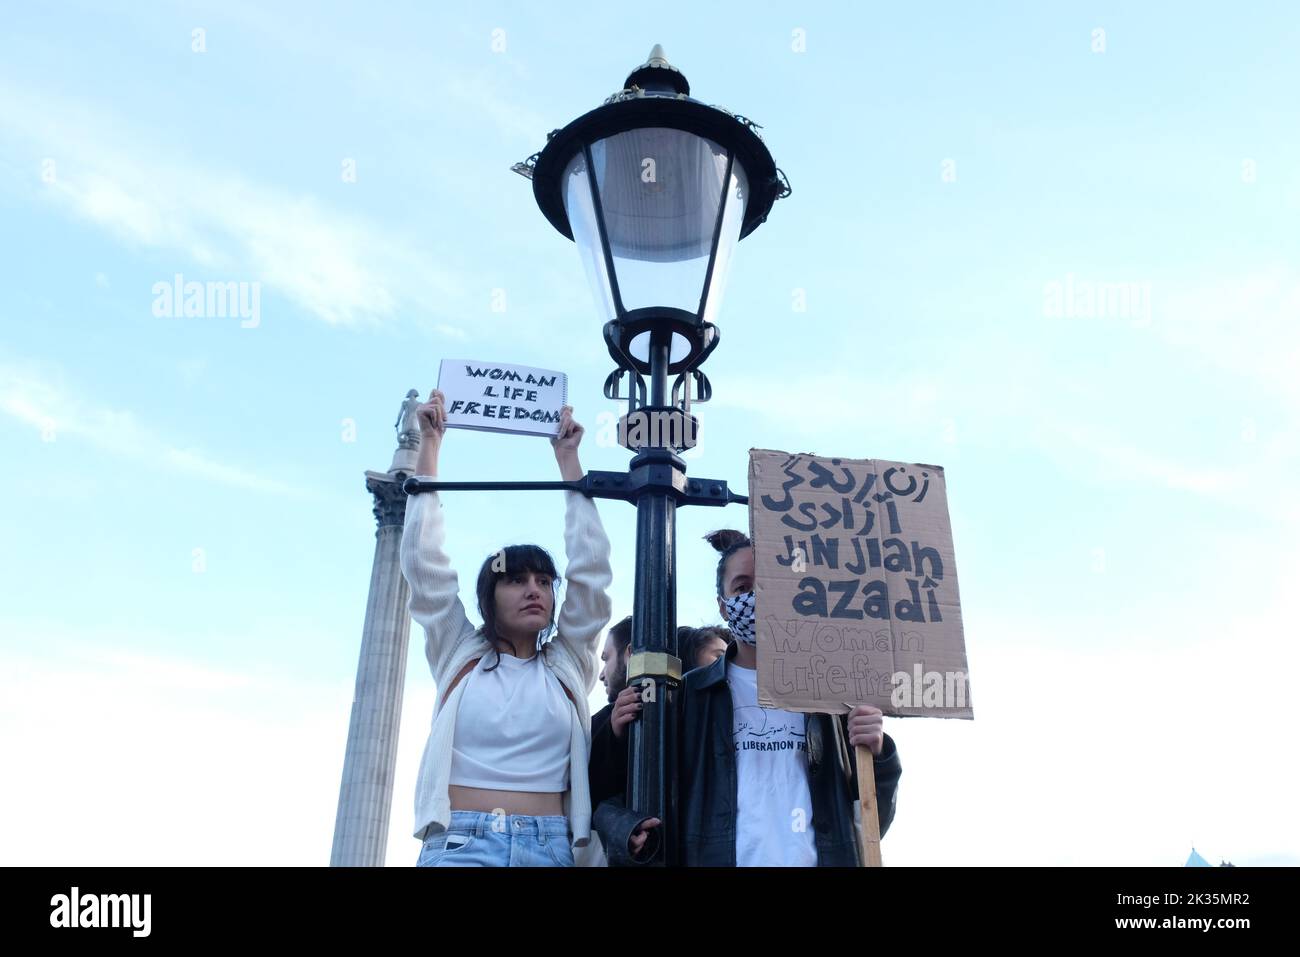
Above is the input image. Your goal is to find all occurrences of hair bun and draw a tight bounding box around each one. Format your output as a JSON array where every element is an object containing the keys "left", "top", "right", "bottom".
[{"left": 704, "top": 528, "right": 750, "bottom": 553}]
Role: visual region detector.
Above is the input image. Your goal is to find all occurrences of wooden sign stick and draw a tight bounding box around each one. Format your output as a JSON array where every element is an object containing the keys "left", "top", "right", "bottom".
[{"left": 857, "top": 745, "right": 883, "bottom": 867}]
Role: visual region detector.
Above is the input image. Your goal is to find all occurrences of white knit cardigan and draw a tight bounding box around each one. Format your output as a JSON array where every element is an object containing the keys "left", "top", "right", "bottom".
[{"left": 399, "top": 485, "right": 613, "bottom": 850}]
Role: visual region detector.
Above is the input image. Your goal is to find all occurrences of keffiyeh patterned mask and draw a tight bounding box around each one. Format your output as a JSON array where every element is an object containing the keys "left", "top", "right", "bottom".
[{"left": 723, "top": 590, "right": 756, "bottom": 645}]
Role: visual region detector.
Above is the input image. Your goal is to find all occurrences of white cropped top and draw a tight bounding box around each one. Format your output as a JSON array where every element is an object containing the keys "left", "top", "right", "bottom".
[{"left": 448, "top": 651, "right": 572, "bottom": 792}]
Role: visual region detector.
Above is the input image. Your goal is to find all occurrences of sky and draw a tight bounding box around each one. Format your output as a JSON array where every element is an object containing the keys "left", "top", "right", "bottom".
[{"left": 1, "top": 1, "right": 1297, "bottom": 867}]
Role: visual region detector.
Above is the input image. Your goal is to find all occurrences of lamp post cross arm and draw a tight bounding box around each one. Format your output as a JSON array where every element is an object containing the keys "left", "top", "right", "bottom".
[{"left": 402, "top": 470, "right": 748, "bottom": 507}]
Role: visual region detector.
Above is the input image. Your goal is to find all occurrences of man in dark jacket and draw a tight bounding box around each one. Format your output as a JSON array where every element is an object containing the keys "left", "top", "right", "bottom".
[
  {"left": 590, "top": 616, "right": 635, "bottom": 812},
  {"left": 595, "top": 532, "right": 902, "bottom": 866},
  {"left": 596, "top": 640, "right": 901, "bottom": 866}
]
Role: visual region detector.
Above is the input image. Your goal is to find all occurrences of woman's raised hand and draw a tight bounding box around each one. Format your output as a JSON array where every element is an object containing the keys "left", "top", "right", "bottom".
[
  {"left": 418, "top": 389, "right": 448, "bottom": 439},
  {"left": 551, "top": 406, "right": 584, "bottom": 482},
  {"left": 414, "top": 389, "right": 446, "bottom": 478},
  {"left": 550, "top": 405, "right": 583, "bottom": 454}
]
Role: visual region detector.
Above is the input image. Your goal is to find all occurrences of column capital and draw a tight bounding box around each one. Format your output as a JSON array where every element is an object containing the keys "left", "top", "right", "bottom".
[{"left": 365, "top": 470, "right": 410, "bottom": 528}]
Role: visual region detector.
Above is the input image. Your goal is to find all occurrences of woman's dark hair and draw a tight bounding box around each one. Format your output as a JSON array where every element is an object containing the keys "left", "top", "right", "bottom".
[
  {"left": 704, "top": 528, "right": 752, "bottom": 598},
  {"left": 474, "top": 544, "right": 561, "bottom": 671},
  {"left": 677, "top": 625, "right": 731, "bottom": 672}
]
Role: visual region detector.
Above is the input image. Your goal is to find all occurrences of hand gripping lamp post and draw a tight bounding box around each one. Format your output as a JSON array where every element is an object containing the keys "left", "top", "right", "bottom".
[{"left": 405, "top": 45, "right": 787, "bottom": 865}]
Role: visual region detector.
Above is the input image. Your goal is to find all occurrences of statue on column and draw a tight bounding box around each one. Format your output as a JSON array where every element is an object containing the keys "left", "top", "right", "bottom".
[{"left": 395, "top": 388, "right": 422, "bottom": 450}]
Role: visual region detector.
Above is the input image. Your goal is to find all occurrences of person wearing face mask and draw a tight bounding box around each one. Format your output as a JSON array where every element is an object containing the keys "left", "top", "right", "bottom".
[{"left": 598, "top": 528, "right": 902, "bottom": 866}]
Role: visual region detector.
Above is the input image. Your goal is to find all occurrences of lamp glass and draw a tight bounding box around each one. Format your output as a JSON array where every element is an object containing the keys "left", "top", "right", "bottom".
[
  {"left": 594, "top": 127, "right": 728, "bottom": 313},
  {"left": 563, "top": 150, "right": 618, "bottom": 327},
  {"left": 563, "top": 126, "right": 749, "bottom": 324}
]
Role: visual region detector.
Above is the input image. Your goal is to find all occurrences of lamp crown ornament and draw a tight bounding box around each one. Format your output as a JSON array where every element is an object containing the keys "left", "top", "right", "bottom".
[{"left": 622, "top": 44, "right": 690, "bottom": 96}]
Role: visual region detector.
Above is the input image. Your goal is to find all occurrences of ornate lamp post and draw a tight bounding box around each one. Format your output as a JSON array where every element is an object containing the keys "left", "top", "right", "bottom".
[{"left": 407, "top": 45, "right": 786, "bottom": 864}]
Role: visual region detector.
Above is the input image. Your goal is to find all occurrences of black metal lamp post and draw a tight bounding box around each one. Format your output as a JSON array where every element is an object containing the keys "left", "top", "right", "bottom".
[{"left": 407, "top": 45, "right": 786, "bottom": 865}]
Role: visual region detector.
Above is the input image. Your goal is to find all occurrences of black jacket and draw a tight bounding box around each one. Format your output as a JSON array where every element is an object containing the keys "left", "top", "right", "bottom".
[
  {"left": 594, "top": 642, "right": 902, "bottom": 866},
  {"left": 588, "top": 701, "right": 629, "bottom": 813}
]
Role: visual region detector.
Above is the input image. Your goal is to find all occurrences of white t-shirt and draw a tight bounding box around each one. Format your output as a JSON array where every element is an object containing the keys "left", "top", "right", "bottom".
[
  {"left": 726, "top": 661, "right": 818, "bottom": 867},
  {"left": 448, "top": 652, "right": 571, "bottom": 792}
]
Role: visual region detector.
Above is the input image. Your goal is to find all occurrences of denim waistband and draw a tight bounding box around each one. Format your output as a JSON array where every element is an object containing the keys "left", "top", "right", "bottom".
[{"left": 446, "top": 810, "right": 569, "bottom": 838}]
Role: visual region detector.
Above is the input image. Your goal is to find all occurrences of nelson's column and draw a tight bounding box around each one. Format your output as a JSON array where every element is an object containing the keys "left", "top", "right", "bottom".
[{"left": 330, "top": 389, "right": 422, "bottom": 867}]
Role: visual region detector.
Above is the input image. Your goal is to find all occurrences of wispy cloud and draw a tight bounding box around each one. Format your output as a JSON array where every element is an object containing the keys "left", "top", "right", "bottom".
[
  {"left": 444, "top": 71, "right": 551, "bottom": 143},
  {"left": 434, "top": 322, "right": 469, "bottom": 341},
  {"left": 708, "top": 370, "right": 948, "bottom": 437},
  {"left": 1156, "top": 269, "right": 1300, "bottom": 410},
  {"left": 0, "top": 83, "right": 463, "bottom": 329},
  {"left": 1020, "top": 410, "right": 1300, "bottom": 527},
  {"left": 1055, "top": 423, "right": 1242, "bottom": 496},
  {"left": 202, "top": 1, "right": 550, "bottom": 145},
  {"left": 0, "top": 359, "right": 308, "bottom": 497}
]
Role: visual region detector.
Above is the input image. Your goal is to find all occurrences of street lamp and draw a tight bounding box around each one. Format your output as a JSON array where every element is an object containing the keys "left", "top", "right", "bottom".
[
  {"left": 517, "top": 44, "right": 787, "bottom": 454},
  {"left": 407, "top": 46, "right": 784, "bottom": 866},
  {"left": 514, "top": 45, "right": 788, "bottom": 864}
]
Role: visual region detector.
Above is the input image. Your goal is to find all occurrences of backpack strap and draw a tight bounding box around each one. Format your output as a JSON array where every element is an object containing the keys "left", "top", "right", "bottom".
[
  {"left": 541, "top": 643, "right": 581, "bottom": 709},
  {"left": 558, "top": 676, "right": 579, "bottom": 709},
  {"left": 437, "top": 657, "right": 481, "bottom": 715}
]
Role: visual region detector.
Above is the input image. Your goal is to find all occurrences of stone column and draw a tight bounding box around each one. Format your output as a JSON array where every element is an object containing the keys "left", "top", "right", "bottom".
[{"left": 329, "top": 448, "right": 417, "bottom": 865}]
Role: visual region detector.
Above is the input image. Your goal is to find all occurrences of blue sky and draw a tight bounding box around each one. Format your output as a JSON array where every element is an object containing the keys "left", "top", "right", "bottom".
[{"left": 2, "top": 1, "right": 1297, "bottom": 866}]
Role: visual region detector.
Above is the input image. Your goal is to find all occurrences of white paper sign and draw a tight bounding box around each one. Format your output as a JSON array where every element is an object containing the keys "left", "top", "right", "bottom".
[{"left": 437, "top": 359, "right": 569, "bottom": 437}]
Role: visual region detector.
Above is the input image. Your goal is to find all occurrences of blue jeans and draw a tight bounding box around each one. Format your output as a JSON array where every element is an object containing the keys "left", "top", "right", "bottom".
[{"left": 416, "top": 811, "right": 574, "bottom": 868}]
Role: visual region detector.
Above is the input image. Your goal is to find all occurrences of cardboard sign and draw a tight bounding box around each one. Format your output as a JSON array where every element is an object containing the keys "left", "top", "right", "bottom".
[
  {"left": 437, "top": 360, "right": 569, "bottom": 438},
  {"left": 749, "top": 449, "right": 972, "bottom": 719}
]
